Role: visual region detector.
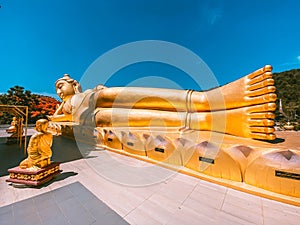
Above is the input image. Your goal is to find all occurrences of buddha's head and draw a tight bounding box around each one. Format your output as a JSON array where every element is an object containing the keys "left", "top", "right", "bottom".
[
  {"left": 55, "top": 74, "right": 82, "bottom": 101},
  {"left": 35, "top": 119, "right": 49, "bottom": 133}
]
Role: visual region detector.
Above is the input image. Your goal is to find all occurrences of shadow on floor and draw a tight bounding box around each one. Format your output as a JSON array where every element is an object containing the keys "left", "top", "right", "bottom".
[
  {"left": 259, "top": 137, "right": 286, "bottom": 144},
  {"left": 0, "top": 136, "right": 87, "bottom": 177},
  {"left": 2, "top": 181, "right": 129, "bottom": 225}
]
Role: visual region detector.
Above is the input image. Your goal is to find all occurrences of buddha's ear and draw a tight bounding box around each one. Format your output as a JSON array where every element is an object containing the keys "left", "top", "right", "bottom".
[{"left": 73, "top": 81, "right": 82, "bottom": 93}]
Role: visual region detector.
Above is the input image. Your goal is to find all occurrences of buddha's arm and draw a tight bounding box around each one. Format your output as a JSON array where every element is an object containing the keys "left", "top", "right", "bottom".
[
  {"left": 95, "top": 65, "right": 276, "bottom": 112},
  {"left": 48, "top": 101, "right": 73, "bottom": 122},
  {"left": 48, "top": 113, "right": 72, "bottom": 122}
]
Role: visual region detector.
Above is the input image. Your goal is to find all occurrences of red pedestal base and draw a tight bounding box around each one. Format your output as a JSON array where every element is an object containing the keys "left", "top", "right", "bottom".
[{"left": 6, "top": 162, "right": 61, "bottom": 186}]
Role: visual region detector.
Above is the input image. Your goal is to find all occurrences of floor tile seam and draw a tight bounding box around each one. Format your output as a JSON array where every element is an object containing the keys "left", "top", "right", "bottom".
[
  {"left": 12, "top": 202, "right": 43, "bottom": 225},
  {"left": 221, "top": 200, "right": 264, "bottom": 216},
  {"left": 161, "top": 178, "right": 199, "bottom": 191},
  {"left": 50, "top": 185, "right": 73, "bottom": 204},
  {"left": 187, "top": 188, "right": 227, "bottom": 203},
  {"left": 0, "top": 201, "right": 14, "bottom": 208},
  {"left": 53, "top": 191, "right": 84, "bottom": 225},
  {"left": 67, "top": 181, "right": 94, "bottom": 202},
  {"left": 11, "top": 203, "right": 15, "bottom": 225},
  {"left": 78, "top": 190, "right": 113, "bottom": 218},
  {"left": 261, "top": 200, "right": 300, "bottom": 215},
  {"left": 86, "top": 197, "right": 129, "bottom": 223},
  {"left": 123, "top": 208, "right": 164, "bottom": 225},
  {"left": 216, "top": 211, "right": 258, "bottom": 225},
  {"left": 46, "top": 184, "right": 95, "bottom": 223},
  {"left": 172, "top": 204, "right": 218, "bottom": 224},
  {"left": 223, "top": 192, "right": 263, "bottom": 207},
  {"left": 85, "top": 179, "right": 128, "bottom": 200},
  {"left": 225, "top": 192, "right": 263, "bottom": 203},
  {"left": 11, "top": 183, "right": 19, "bottom": 205},
  {"left": 281, "top": 209, "right": 300, "bottom": 217},
  {"left": 194, "top": 185, "right": 227, "bottom": 194},
  {"left": 258, "top": 197, "right": 265, "bottom": 225},
  {"left": 136, "top": 200, "right": 179, "bottom": 225},
  {"left": 263, "top": 206, "right": 300, "bottom": 217},
  {"left": 0, "top": 204, "right": 12, "bottom": 215},
  {"left": 72, "top": 183, "right": 124, "bottom": 221},
  {"left": 67, "top": 161, "right": 89, "bottom": 172},
  {"left": 180, "top": 197, "right": 226, "bottom": 220},
  {"left": 261, "top": 198, "right": 266, "bottom": 225},
  {"left": 80, "top": 202, "right": 107, "bottom": 224},
  {"left": 179, "top": 181, "right": 203, "bottom": 209},
  {"left": 0, "top": 186, "right": 21, "bottom": 208},
  {"left": 121, "top": 183, "right": 169, "bottom": 219},
  {"left": 36, "top": 207, "right": 69, "bottom": 225},
  {"left": 218, "top": 209, "right": 263, "bottom": 225},
  {"left": 220, "top": 188, "right": 228, "bottom": 210},
  {"left": 148, "top": 190, "right": 186, "bottom": 211},
  {"left": 154, "top": 189, "right": 191, "bottom": 206},
  {"left": 39, "top": 188, "right": 72, "bottom": 224},
  {"left": 11, "top": 195, "right": 33, "bottom": 210}
]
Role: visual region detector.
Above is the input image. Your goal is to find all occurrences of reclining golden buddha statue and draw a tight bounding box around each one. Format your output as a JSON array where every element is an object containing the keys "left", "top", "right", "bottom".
[{"left": 48, "top": 65, "right": 277, "bottom": 140}]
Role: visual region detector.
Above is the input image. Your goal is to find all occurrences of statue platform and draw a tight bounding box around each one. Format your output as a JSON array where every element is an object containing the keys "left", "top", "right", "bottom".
[
  {"left": 95, "top": 127, "right": 300, "bottom": 206},
  {"left": 6, "top": 162, "right": 61, "bottom": 186}
]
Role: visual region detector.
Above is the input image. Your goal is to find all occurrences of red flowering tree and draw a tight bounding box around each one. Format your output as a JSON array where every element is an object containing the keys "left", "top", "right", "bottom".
[
  {"left": 0, "top": 86, "right": 61, "bottom": 124},
  {"left": 31, "top": 96, "right": 60, "bottom": 120}
]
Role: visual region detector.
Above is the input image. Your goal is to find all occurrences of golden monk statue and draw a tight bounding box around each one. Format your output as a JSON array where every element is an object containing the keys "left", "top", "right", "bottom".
[
  {"left": 6, "top": 117, "right": 18, "bottom": 133},
  {"left": 48, "top": 65, "right": 276, "bottom": 140},
  {"left": 19, "top": 119, "right": 53, "bottom": 169}
]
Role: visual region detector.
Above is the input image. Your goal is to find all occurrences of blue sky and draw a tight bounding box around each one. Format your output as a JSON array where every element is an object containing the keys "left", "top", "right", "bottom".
[{"left": 1, "top": 0, "right": 300, "bottom": 98}]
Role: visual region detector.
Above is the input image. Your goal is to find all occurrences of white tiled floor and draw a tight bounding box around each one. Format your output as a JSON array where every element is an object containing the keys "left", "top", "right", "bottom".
[{"left": 1, "top": 148, "right": 300, "bottom": 225}]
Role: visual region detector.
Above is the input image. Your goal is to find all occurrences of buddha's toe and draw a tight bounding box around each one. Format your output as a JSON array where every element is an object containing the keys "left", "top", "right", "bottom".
[
  {"left": 246, "top": 103, "right": 276, "bottom": 113},
  {"left": 247, "top": 71, "right": 273, "bottom": 85},
  {"left": 248, "top": 78, "right": 274, "bottom": 91},
  {"left": 248, "top": 118, "right": 275, "bottom": 127},
  {"left": 250, "top": 126, "right": 275, "bottom": 134},
  {"left": 249, "top": 112, "right": 275, "bottom": 119},
  {"left": 246, "top": 86, "right": 276, "bottom": 98},
  {"left": 247, "top": 65, "right": 273, "bottom": 80},
  {"left": 249, "top": 132, "right": 276, "bottom": 140}
]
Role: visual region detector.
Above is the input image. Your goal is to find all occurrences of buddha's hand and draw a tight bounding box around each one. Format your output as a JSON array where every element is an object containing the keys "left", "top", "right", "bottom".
[{"left": 46, "top": 115, "right": 53, "bottom": 121}]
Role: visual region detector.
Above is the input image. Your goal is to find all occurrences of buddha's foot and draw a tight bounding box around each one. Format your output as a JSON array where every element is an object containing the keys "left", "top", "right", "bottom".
[
  {"left": 247, "top": 102, "right": 276, "bottom": 140},
  {"left": 210, "top": 65, "right": 277, "bottom": 111},
  {"left": 245, "top": 65, "right": 277, "bottom": 105},
  {"left": 222, "top": 102, "right": 276, "bottom": 140}
]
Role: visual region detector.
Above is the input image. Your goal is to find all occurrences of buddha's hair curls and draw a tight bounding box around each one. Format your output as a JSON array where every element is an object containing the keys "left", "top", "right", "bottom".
[{"left": 55, "top": 74, "right": 82, "bottom": 93}]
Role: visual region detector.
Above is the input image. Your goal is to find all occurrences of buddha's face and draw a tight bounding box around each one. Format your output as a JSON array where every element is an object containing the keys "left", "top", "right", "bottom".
[{"left": 55, "top": 80, "right": 75, "bottom": 101}]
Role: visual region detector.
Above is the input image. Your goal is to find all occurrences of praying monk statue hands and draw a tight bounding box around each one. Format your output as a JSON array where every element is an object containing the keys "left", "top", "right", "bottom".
[{"left": 48, "top": 65, "right": 276, "bottom": 140}]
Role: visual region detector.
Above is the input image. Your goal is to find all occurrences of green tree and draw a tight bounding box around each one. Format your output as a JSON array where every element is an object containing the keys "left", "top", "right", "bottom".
[{"left": 273, "top": 68, "right": 300, "bottom": 130}]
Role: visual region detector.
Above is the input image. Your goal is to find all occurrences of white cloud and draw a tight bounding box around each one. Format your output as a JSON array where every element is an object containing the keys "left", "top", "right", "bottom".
[
  {"left": 297, "top": 55, "right": 300, "bottom": 61},
  {"left": 208, "top": 8, "right": 223, "bottom": 25}
]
